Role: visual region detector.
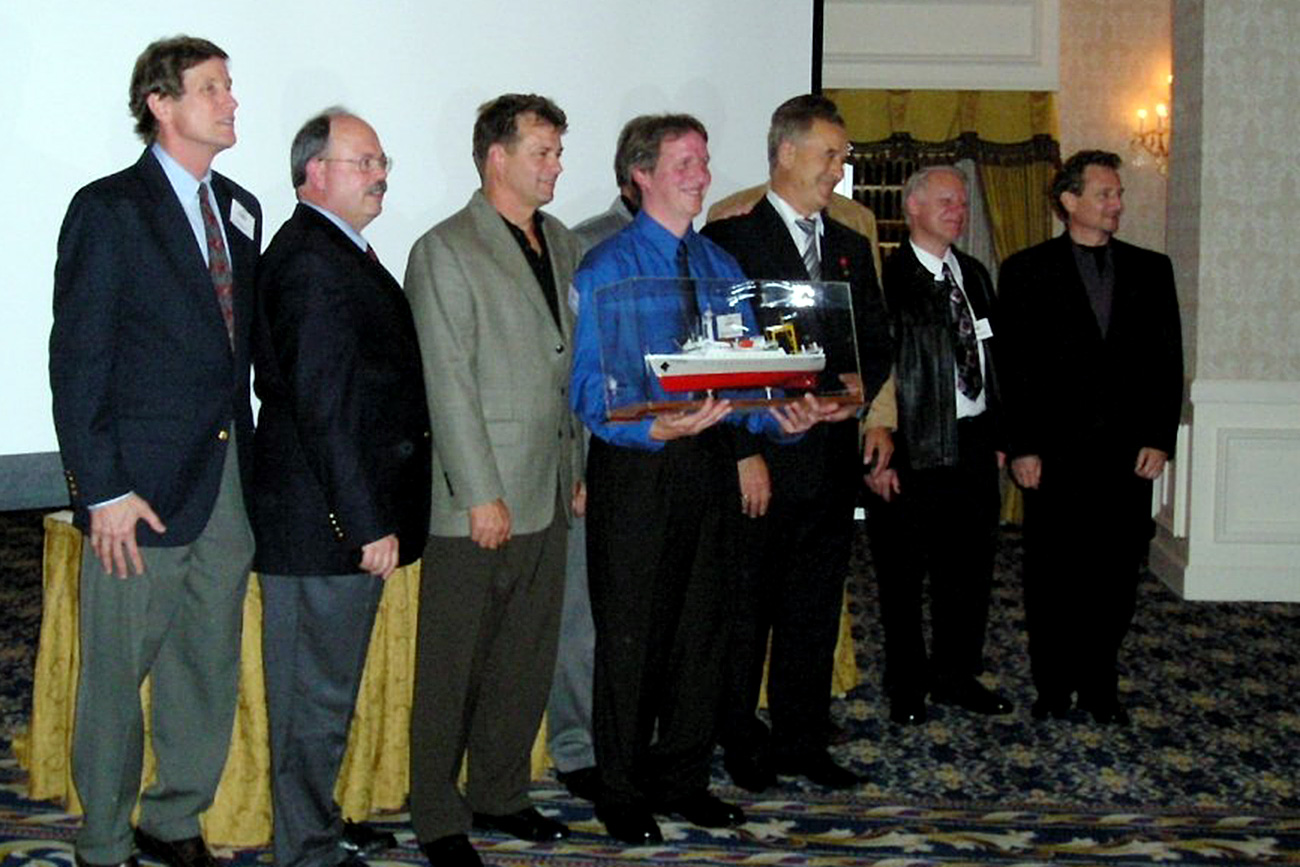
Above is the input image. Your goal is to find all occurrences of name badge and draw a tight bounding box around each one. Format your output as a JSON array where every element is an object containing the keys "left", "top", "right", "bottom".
[
  {"left": 974, "top": 317, "right": 993, "bottom": 340},
  {"left": 229, "top": 199, "right": 257, "bottom": 240}
]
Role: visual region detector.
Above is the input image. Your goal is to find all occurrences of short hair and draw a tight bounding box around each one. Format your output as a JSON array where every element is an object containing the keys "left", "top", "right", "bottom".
[
  {"left": 472, "top": 94, "right": 567, "bottom": 177},
  {"left": 290, "top": 107, "right": 353, "bottom": 188},
  {"left": 767, "top": 94, "right": 845, "bottom": 169},
  {"left": 901, "top": 165, "right": 968, "bottom": 227},
  {"left": 129, "top": 35, "right": 229, "bottom": 144},
  {"left": 612, "top": 119, "right": 640, "bottom": 199},
  {"left": 620, "top": 114, "right": 709, "bottom": 185},
  {"left": 1050, "top": 149, "right": 1123, "bottom": 221}
]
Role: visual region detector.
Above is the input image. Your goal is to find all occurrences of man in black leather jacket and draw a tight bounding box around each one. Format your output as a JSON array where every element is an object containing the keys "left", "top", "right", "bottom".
[{"left": 867, "top": 165, "right": 1013, "bottom": 725}]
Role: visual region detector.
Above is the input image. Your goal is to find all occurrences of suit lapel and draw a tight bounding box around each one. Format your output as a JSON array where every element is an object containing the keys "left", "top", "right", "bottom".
[
  {"left": 752, "top": 198, "right": 810, "bottom": 280},
  {"left": 469, "top": 191, "right": 563, "bottom": 343}
]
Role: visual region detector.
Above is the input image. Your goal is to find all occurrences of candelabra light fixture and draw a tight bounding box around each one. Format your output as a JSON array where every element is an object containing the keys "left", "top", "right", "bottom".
[{"left": 1130, "top": 75, "right": 1172, "bottom": 176}]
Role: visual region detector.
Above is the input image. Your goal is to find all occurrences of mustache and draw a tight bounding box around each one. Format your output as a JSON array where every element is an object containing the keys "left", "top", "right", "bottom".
[{"left": 367, "top": 180, "right": 388, "bottom": 196}]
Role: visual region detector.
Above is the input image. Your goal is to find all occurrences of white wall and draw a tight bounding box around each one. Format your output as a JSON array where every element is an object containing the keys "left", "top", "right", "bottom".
[{"left": 0, "top": 0, "right": 812, "bottom": 460}]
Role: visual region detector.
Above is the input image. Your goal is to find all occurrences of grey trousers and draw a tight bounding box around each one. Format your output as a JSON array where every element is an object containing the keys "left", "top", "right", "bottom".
[
  {"left": 72, "top": 438, "right": 252, "bottom": 863},
  {"left": 544, "top": 513, "right": 596, "bottom": 773},
  {"left": 408, "top": 514, "right": 566, "bottom": 842},
  {"left": 261, "top": 572, "right": 384, "bottom": 867}
]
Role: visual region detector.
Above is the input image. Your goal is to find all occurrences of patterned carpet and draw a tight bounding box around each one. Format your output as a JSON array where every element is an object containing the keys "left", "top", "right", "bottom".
[{"left": 1, "top": 508, "right": 1298, "bottom": 865}]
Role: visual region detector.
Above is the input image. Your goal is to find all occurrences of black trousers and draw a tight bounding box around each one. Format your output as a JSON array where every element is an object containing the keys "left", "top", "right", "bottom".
[
  {"left": 586, "top": 432, "right": 730, "bottom": 808},
  {"left": 867, "top": 414, "right": 1001, "bottom": 699},
  {"left": 1022, "top": 440, "right": 1154, "bottom": 705},
  {"left": 721, "top": 424, "right": 858, "bottom": 762}
]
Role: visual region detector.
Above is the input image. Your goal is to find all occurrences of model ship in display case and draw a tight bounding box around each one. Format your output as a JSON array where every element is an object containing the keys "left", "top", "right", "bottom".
[{"left": 645, "top": 311, "right": 825, "bottom": 394}]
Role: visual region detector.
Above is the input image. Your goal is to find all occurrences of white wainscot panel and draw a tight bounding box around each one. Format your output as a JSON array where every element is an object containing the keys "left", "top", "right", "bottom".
[
  {"left": 824, "top": 0, "right": 1059, "bottom": 90},
  {"left": 1216, "top": 429, "right": 1300, "bottom": 544}
]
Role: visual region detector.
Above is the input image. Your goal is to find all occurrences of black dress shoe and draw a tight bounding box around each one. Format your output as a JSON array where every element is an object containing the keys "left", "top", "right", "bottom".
[
  {"left": 419, "top": 834, "right": 483, "bottom": 867},
  {"left": 657, "top": 790, "right": 745, "bottom": 827},
  {"left": 723, "top": 750, "right": 775, "bottom": 793},
  {"left": 772, "top": 751, "right": 863, "bottom": 790},
  {"left": 889, "top": 694, "right": 928, "bottom": 725},
  {"left": 931, "top": 678, "right": 1014, "bottom": 715},
  {"left": 133, "top": 829, "right": 216, "bottom": 867},
  {"left": 340, "top": 821, "right": 397, "bottom": 855},
  {"left": 1030, "top": 695, "right": 1072, "bottom": 720},
  {"left": 595, "top": 803, "right": 662, "bottom": 845},
  {"left": 472, "top": 807, "right": 568, "bottom": 841},
  {"left": 76, "top": 855, "right": 139, "bottom": 867},
  {"left": 555, "top": 766, "right": 600, "bottom": 802}
]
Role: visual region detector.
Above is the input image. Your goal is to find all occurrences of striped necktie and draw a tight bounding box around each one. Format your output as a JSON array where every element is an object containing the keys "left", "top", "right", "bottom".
[{"left": 795, "top": 217, "right": 821, "bottom": 281}]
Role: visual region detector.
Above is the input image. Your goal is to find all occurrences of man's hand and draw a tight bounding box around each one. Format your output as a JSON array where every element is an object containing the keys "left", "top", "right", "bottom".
[
  {"left": 1135, "top": 447, "right": 1169, "bottom": 480},
  {"left": 360, "top": 534, "right": 400, "bottom": 579},
  {"left": 818, "top": 373, "right": 863, "bottom": 424},
  {"left": 571, "top": 481, "right": 587, "bottom": 518},
  {"left": 737, "top": 454, "right": 771, "bottom": 518},
  {"left": 769, "top": 392, "right": 830, "bottom": 435},
  {"left": 862, "top": 425, "right": 894, "bottom": 474},
  {"left": 649, "top": 395, "right": 732, "bottom": 441},
  {"left": 89, "top": 493, "right": 166, "bottom": 578},
  {"left": 469, "top": 498, "right": 512, "bottom": 549},
  {"left": 1011, "top": 455, "right": 1042, "bottom": 489},
  {"left": 866, "top": 466, "right": 901, "bottom": 502}
]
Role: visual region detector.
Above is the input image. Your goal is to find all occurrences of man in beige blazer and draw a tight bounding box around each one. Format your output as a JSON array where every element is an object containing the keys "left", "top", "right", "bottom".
[{"left": 403, "top": 93, "right": 585, "bottom": 867}]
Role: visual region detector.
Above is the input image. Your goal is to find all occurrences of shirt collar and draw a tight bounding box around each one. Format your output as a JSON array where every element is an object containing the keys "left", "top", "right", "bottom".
[
  {"left": 909, "top": 238, "right": 961, "bottom": 282},
  {"left": 151, "top": 141, "right": 210, "bottom": 200},
  {"left": 301, "top": 200, "right": 369, "bottom": 252},
  {"left": 631, "top": 208, "right": 699, "bottom": 259},
  {"left": 765, "top": 189, "right": 822, "bottom": 237}
]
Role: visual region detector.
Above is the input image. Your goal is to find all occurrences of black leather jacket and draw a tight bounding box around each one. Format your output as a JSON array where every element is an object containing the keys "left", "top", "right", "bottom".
[{"left": 880, "top": 241, "right": 1003, "bottom": 470}]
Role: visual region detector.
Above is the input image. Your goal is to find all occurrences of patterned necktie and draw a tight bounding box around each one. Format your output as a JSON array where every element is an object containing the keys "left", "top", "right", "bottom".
[
  {"left": 943, "top": 262, "right": 982, "bottom": 400},
  {"left": 795, "top": 217, "right": 821, "bottom": 280},
  {"left": 198, "top": 183, "right": 234, "bottom": 345}
]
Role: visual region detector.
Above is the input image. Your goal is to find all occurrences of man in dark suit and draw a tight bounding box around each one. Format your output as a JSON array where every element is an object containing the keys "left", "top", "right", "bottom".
[
  {"left": 702, "top": 94, "right": 893, "bottom": 791},
  {"left": 404, "top": 94, "right": 584, "bottom": 867},
  {"left": 999, "top": 150, "right": 1183, "bottom": 725},
  {"left": 49, "top": 36, "right": 260, "bottom": 867},
  {"left": 868, "top": 165, "right": 1014, "bottom": 726},
  {"left": 252, "top": 109, "right": 431, "bottom": 867}
]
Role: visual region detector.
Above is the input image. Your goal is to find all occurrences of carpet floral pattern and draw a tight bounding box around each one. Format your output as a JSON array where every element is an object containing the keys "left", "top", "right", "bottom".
[{"left": 2, "top": 510, "right": 1298, "bottom": 865}]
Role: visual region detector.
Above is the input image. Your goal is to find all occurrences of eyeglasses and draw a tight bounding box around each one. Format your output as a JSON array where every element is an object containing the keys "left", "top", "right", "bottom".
[{"left": 318, "top": 154, "right": 394, "bottom": 174}]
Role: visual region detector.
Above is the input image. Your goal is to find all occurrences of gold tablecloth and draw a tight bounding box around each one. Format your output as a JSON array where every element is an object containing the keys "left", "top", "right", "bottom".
[{"left": 15, "top": 512, "right": 858, "bottom": 846}]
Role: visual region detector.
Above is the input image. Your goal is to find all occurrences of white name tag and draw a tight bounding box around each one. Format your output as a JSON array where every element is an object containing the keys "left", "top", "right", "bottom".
[
  {"left": 974, "top": 317, "right": 993, "bottom": 340},
  {"left": 229, "top": 199, "right": 256, "bottom": 240}
]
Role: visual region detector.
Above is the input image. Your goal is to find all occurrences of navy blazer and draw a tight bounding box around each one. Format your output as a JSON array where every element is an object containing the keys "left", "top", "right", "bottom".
[
  {"left": 702, "top": 196, "right": 892, "bottom": 499},
  {"left": 50, "top": 149, "right": 261, "bottom": 545},
  {"left": 252, "top": 204, "right": 432, "bottom": 575},
  {"left": 998, "top": 233, "right": 1183, "bottom": 461}
]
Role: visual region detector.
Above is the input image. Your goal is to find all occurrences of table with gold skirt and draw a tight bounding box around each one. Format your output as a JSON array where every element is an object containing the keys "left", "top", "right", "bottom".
[{"left": 14, "top": 512, "right": 859, "bottom": 846}]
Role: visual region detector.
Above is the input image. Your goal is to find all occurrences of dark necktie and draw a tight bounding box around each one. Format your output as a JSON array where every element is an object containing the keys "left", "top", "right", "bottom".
[
  {"left": 676, "top": 238, "right": 700, "bottom": 321},
  {"left": 366, "top": 244, "right": 380, "bottom": 264},
  {"left": 795, "top": 217, "right": 821, "bottom": 280},
  {"left": 198, "top": 183, "right": 234, "bottom": 345},
  {"left": 943, "top": 262, "right": 982, "bottom": 400}
]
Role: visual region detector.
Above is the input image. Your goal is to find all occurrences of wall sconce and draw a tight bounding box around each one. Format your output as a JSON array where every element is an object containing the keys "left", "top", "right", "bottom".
[{"left": 1131, "top": 75, "right": 1172, "bottom": 176}]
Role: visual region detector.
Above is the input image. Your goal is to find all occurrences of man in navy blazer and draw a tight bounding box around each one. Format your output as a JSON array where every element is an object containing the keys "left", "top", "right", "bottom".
[
  {"left": 999, "top": 150, "right": 1183, "bottom": 725},
  {"left": 49, "top": 36, "right": 260, "bottom": 867},
  {"left": 252, "top": 109, "right": 431, "bottom": 867},
  {"left": 702, "top": 94, "right": 893, "bottom": 792}
]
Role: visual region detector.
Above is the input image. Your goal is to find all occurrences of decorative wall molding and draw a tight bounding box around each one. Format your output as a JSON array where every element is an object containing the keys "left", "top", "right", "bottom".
[
  {"left": 1150, "top": 378, "right": 1300, "bottom": 602},
  {"left": 824, "top": 0, "right": 1060, "bottom": 90}
]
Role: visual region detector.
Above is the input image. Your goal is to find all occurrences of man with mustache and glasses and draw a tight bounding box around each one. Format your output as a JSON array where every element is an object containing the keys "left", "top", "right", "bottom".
[
  {"left": 252, "top": 108, "right": 431, "bottom": 867},
  {"left": 50, "top": 35, "right": 260, "bottom": 867},
  {"left": 404, "top": 94, "right": 584, "bottom": 867}
]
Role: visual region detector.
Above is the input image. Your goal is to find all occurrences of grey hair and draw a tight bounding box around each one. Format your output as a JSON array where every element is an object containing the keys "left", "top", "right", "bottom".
[
  {"left": 901, "top": 165, "right": 967, "bottom": 226},
  {"left": 290, "top": 106, "right": 354, "bottom": 188}
]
